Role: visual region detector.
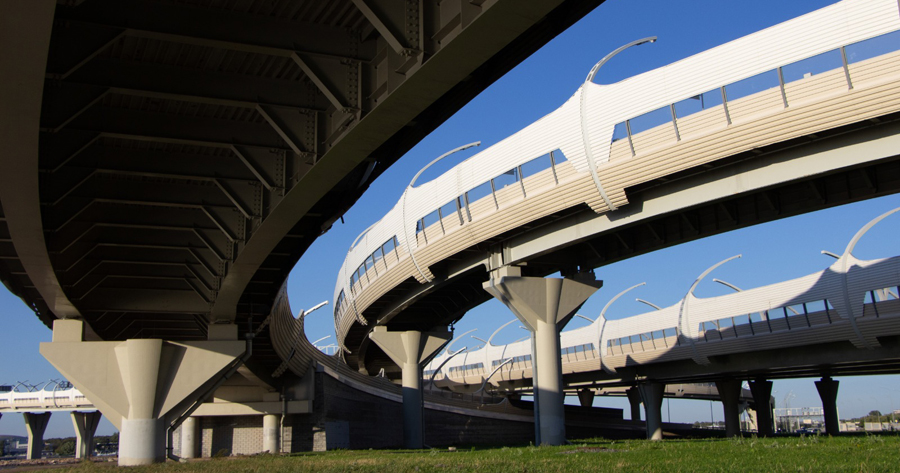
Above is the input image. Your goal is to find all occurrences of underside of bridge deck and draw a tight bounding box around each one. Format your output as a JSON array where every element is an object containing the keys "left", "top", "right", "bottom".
[{"left": 0, "top": 0, "right": 606, "bottom": 384}]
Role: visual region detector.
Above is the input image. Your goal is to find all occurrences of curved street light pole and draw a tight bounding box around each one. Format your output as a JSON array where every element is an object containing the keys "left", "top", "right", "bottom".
[
  {"left": 636, "top": 298, "right": 662, "bottom": 311},
  {"left": 714, "top": 277, "right": 796, "bottom": 317},
  {"left": 445, "top": 329, "right": 477, "bottom": 355},
  {"left": 580, "top": 37, "right": 657, "bottom": 213},
  {"left": 402, "top": 142, "right": 481, "bottom": 282},
  {"left": 585, "top": 37, "right": 658, "bottom": 83},
  {"left": 476, "top": 357, "right": 514, "bottom": 396},
  {"left": 427, "top": 347, "right": 468, "bottom": 394}
]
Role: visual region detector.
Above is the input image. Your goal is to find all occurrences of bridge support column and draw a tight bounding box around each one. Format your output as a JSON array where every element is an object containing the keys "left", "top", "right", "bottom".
[
  {"left": 23, "top": 412, "right": 50, "bottom": 459},
  {"left": 484, "top": 269, "right": 601, "bottom": 446},
  {"left": 181, "top": 416, "right": 199, "bottom": 459},
  {"left": 747, "top": 408, "right": 759, "bottom": 432},
  {"left": 577, "top": 388, "right": 595, "bottom": 408},
  {"left": 626, "top": 387, "right": 642, "bottom": 421},
  {"left": 749, "top": 379, "right": 774, "bottom": 436},
  {"left": 815, "top": 376, "right": 840, "bottom": 435},
  {"left": 263, "top": 414, "right": 280, "bottom": 453},
  {"left": 715, "top": 380, "right": 742, "bottom": 438},
  {"left": 40, "top": 319, "right": 245, "bottom": 466},
  {"left": 369, "top": 326, "right": 451, "bottom": 449},
  {"left": 71, "top": 411, "right": 101, "bottom": 459},
  {"left": 639, "top": 383, "right": 665, "bottom": 440}
]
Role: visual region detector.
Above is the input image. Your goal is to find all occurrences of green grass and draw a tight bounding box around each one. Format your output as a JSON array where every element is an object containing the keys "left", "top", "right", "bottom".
[{"left": 62, "top": 435, "right": 900, "bottom": 472}]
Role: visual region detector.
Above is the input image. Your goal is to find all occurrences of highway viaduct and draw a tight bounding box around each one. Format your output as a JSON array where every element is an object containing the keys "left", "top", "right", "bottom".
[
  {"left": 4, "top": 0, "right": 900, "bottom": 463},
  {"left": 0, "top": 0, "right": 608, "bottom": 465},
  {"left": 329, "top": 0, "right": 900, "bottom": 447}
]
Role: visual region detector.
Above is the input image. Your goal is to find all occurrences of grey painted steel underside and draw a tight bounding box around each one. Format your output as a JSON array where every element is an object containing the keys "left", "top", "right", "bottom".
[{"left": 0, "top": 0, "right": 604, "bottom": 383}]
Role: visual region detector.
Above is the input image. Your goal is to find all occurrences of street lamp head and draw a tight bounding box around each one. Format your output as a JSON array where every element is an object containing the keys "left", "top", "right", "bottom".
[
  {"left": 296, "top": 300, "right": 329, "bottom": 319},
  {"left": 585, "top": 36, "right": 658, "bottom": 83}
]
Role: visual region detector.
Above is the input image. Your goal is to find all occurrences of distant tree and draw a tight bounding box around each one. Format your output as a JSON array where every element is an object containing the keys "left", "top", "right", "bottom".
[
  {"left": 55, "top": 439, "right": 75, "bottom": 456},
  {"left": 869, "top": 410, "right": 883, "bottom": 418}
]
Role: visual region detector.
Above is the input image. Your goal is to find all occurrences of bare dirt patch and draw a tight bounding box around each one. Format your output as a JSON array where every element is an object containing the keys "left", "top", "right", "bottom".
[
  {"left": 0, "top": 457, "right": 116, "bottom": 472},
  {"left": 559, "top": 447, "right": 619, "bottom": 454}
]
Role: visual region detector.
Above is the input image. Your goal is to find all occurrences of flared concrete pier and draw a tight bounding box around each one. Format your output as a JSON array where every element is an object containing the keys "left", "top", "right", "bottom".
[
  {"left": 369, "top": 327, "right": 451, "bottom": 449},
  {"left": 483, "top": 267, "right": 601, "bottom": 445}
]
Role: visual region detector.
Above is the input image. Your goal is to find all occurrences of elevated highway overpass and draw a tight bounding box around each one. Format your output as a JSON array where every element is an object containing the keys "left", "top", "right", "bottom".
[
  {"left": 0, "top": 0, "right": 608, "bottom": 464},
  {"left": 426, "top": 208, "right": 900, "bottom": 439},
  {"left": 0, "top": 382, "right": 98, "bottom": 460},
  {"left": 335, "top": 0, "right": 900, "bottom": 371},
  {"left": 328, "top": 0, "right": 900, "bottom": 446},
  {"left": 0, "top": 0, "right": 602, "bottom": 371},
  {"left": 9, "top": 0, "right": 900, "bottom": 461}
]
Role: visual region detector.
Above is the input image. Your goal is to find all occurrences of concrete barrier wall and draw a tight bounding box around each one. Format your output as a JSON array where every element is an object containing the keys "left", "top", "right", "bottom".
[{"left": 178, "top": 370, "right": 720, "bottom": 456}]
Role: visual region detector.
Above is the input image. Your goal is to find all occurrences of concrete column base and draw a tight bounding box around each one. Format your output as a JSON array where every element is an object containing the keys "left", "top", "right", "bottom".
[
  {"left": 263, "top": 414, "right": 280, "bottom": 453},
  {"left": 71, "top": 411, "right": 101, "bottom": 459},
  {"left": 639, "top": 383, "right": 665, "bottom": 440},
  {"left": 715, "top": 380, "right": 742, "bottom": 438},
  {"left": 40, "top": 319, "right": 245, "bottom": 466},
  {"left": 483, "top": 270, "right": 602, "bottom": 446},
  {"left": 577, "top": 388, "right": 595, "bottom": 408},
  {"left": 749, "top": 378, "right": 774, "bottom": 437},
  {"left": 747, "top": 408, "right": 759, "bottom": 433},
  {"left": 626, "top": 387, "right": 642, "bottom": 421},
  {"left": 23, "top": 412, "right": 50, "bottom": 460},
  {"left": 815, "top": 376, "right": 840, "bottom": 435},
  {"left": 181, "top": 416, "right": 199, "bottom": 459},
  {"left": 369, "top": 327, "right": 451, "bottom": 449},
  {"left": 119, "top": 418, "right": 165, "bottom": 466}
]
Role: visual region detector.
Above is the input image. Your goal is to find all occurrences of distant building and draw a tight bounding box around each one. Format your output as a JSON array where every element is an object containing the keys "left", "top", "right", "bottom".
[
  {"left": 840, "top": 422, "right": 860, "bottom": 432},
  {"left": 864, "top": 422, "right": 900, "bottom": 432},
  {"left": 1, "top": 438, "right": 28, "bottom": 456}
]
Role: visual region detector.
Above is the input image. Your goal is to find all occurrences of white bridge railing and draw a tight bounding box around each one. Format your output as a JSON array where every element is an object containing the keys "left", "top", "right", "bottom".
[
  {"left": 427, "top": 207, "right": 900, "bottom": 390},
  {"left": 0, "top": 381, "right": 94, "bottom": 412},
  {"left": 333, "top": 0, "right": 900, "bottom": 350}
]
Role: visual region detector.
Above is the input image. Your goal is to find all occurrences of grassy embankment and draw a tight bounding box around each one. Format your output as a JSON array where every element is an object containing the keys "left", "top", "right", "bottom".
[{"left": 57, "top": 435, "right": 900, "bottom": 472}]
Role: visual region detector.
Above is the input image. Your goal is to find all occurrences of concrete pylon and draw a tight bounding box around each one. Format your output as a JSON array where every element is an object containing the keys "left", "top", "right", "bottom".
[
  {"left": 263, "top": 414, "right": 280, "bottom": 453},
  {"left": 639, "top": 383, "right": 665, "bottom": 440},
  {"left": 181, "top": 416, "right": 199, "bottom": 459},
  {"left": 626, "top": 387, "right": 642, "bottom": 421},
  {"left": 749, "top": 378, "right": 774, "bottom": 436},
  {"left": 577, "top": 388, "right": 595, "bottom": 408},
  {"left": 369, "top": 326, "right": 451, "bottom": 449},
  {"left": 71, "top": 411, "right": 101, "bottom": 459},
  {"left": 747, "top": 407, "right": 759, "bottom": 432},
  {"left": 483, "top": 269, "right": 602, "bottom": 446},
  {"left": 40, "top": 319, "right": 245, "bottom": 466},
  {"left": 715, "top": 380, "right": 742, "bottom": 438},
  {"left": 815, "top": 376, "right": 840, "bottom": 435},
  {"left": 23, "top": 412, "right": 50, "bottom": 459}
]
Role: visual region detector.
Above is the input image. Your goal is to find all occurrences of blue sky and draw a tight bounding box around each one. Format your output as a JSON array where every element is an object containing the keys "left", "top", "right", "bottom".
[{"left": 4, "top": 0, "right": 900, "bottom": 438}]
